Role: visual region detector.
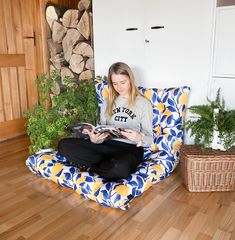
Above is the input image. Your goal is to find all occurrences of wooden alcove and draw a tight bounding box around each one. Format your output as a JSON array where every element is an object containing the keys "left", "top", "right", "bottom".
[{"left": 0, "top": 0, "right": 84, "bottom": 141}]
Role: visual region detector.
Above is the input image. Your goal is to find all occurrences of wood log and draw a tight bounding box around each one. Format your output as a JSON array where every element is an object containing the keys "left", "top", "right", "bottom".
[
  {"left": 50, "top": 80, "right": 61, "bottom": 95},
  {"left": 45, "top": 18, "right": 52, "bottom": 39},
  {"left": 69, "top": 54, "right": 84, "bottom": 74},
  {"left": 47, "top": 39, "right": 63, "bottom": 57},
  {"left": 62, "top": 10, "right": 82, "bottom": 28},
  {"left": 46, "top": 6, "right": 58, "bottom": 29},
  {"left": 78, "top": 0, "right": 91, "bottom": 11},
  {"left": 73, "top": 42, "right": 93, "bottom": 57},
  {"left": 52, "top": 21, "right": 67, "bottom": 43},
  {"left": 85, "top": 57, "right": 94, "bottom": 70},
  {"left": 67, "top": 82, "right": 79, "bottom": 88},
  {"left": 79, "top": 70, "right": 93, "bottom": 81},
  {"left": 61, "top": 67, "right": 75, "bottom": 85},
  {"left": 77, "top": 11, "right": 90, "bottom": 40},
  {"left": 89, "top": 12, "right": 94, "bottom": 48},
  {"left": 49, "top": 64, "right": 56, "bottom": 74},
  {"left": 50, "top": 94, "right": 56, "bottom": 107},
  {"left": 62, "top": 29, "right": 84, "bottom": 62},
  {"left": 49, "top": 52, "right": 66, "bottom": 69}
]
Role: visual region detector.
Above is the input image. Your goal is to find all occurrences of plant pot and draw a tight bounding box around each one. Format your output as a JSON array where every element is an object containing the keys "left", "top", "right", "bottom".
[{"left": 210, "top": 129, "right": 226, "bottom": 151}]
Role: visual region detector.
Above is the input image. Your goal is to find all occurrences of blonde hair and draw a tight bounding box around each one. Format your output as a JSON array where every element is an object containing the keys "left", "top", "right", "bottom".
[{"left": 106, "top": 62, "right": 140, "bottom": 117}]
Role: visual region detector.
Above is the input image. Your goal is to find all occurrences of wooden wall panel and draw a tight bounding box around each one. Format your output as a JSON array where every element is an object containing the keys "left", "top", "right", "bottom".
[
  {"left": 12, "top": 0, "right": 24, "bottom": 54},
  {"left": 24, "top": 39, "right": 38, "bottom": 108},
  {"left": 20, "top": 0, "right": 34, "bottom": 38},
  {"left": 0, "top": 64, "right": 28, "bottom": 123},
  {"left": 3, "top": 0, "right": 16, "bottom": 54},
  {"left": 18, "top": 67, "right": 28, "bottom": 113},
  {"left": 26, "top": 70, "right": 38, "bottom": 108},
  {"left": 0, "top": 0, "right": 81, "bottom": 141},
  {"left": 0, "top": 0, "right": 39, "bottom": 141},
  {"left": 24, "top": 40, "right": 36, "bottom": 71},
  {"left": 0, "top": 118, "right": 26, "bottom": 140},
  {"left": 0, "top": 68, "right": 12, "bottom": 121},
  {"left": 10, "top": 67, "right": 21, "bottom": 119},
  {"left": 0, "top": 54, "right": 25, "bottom": 67},
  {"left": 0, "top": 0, "right": 7, "bottom": 53},
  {"left": 0, "top": 72, "right": 4, "bottom": 122},
  {"left": 34, "top": 0, "right": 49, "bottom": 76}
]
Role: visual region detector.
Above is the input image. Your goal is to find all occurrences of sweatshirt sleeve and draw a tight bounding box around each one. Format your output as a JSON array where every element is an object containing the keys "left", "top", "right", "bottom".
[{"left": 139, "top": 99, "right": 154, "bottom": 147}]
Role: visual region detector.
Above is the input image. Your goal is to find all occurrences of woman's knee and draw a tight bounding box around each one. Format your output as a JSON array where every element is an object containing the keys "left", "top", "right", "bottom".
[
  {"left": 58, "top": 138, "right": 81, "bottom": 158},
  {"left": 58, "top": 138, "right": 83, "bottom": 151},
  {"left": 58, "top": 138, "right": 71, "bottom": 154},
  {"left": 105, "top": 161, "right": 131, "bottom": 180}
]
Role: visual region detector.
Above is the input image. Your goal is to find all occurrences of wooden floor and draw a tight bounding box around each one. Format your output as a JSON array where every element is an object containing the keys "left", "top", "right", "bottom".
[{"left": 0, "top": 136, "right": 234, "bottom": 240}]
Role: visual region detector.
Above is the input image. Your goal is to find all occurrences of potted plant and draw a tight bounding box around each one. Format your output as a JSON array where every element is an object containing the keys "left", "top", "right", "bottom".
[
  {"left": 185, "top": 89, "right": 235, "bottom": 151},
  {"left": 24, "top": 70, "right": 99, "bottom": 154}
]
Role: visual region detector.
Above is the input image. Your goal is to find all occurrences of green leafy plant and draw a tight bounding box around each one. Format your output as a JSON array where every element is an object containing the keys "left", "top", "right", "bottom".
[
  {"left": 186, "top": 89, "right": 235, "bottom": 150},
  {"left": 24, "top": 70, "right": 99, "bottom": 154}
]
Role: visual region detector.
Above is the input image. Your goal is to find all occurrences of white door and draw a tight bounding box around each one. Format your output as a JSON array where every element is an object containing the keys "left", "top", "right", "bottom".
[
  {"left": 212, "top": 5, "right": 235, "bottom": 78},
  {"left": 144, "top": 0, "right": 215, "bottom": 89},
  {"left": 93, "top": 0, "right": 145, "bottom": 85},
  {"left": 93, "top": 0, "right": 215, "bottom": 105},
  {"left": 210, "top": 5, "right": 235, "bottom": 109}
]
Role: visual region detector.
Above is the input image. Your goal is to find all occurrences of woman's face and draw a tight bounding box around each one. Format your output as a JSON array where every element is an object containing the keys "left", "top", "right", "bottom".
[{"left": 111, "top": 74, "right": 131, "bottom": 98}]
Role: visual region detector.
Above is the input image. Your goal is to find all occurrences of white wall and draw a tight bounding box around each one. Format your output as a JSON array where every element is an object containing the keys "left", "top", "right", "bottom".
[
  {"left": 92, "top": 0, "right": 235, "bottom": 143},
  {"left": 93, "top": 0, "right": 215, "bottom": 106}
]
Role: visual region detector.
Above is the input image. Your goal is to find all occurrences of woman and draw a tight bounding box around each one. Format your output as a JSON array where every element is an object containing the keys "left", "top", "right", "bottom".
[{"left": 58, "top": 62, "right": 153, "bottom": 181}]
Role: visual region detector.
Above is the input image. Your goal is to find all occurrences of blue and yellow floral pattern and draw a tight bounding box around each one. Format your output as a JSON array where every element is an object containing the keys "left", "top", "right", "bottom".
[{"left": 26, "top": 79, "right": 190, "bottom": 210}]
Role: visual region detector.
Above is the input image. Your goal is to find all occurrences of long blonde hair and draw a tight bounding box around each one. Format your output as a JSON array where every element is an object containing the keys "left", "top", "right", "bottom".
[{"left": 106, "top": 62, "right": 140, "bottom": 117}]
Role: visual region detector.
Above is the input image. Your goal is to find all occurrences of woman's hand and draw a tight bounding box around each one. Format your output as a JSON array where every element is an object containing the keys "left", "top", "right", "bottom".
[
  {"left": 83, "top": 129, "right": 109, "bottom": 144},
  {"left": 121, "top": 129, "right": 143, "bottom": 144}
]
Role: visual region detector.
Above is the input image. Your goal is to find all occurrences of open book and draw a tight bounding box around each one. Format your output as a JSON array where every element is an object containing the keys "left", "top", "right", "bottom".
[{"left": 71, "top": 123, "right": 126, "bottom": 139}]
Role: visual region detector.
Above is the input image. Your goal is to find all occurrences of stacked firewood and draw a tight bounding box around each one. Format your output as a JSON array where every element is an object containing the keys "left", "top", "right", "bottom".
[{"left": 46, "top": 0, "right": 94, "bottom": 92}]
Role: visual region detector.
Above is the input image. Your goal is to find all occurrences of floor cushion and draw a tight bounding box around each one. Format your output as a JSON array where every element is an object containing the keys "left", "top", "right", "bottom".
[{"left": 26, "top": 79, "right": 190, "bottom": 210}]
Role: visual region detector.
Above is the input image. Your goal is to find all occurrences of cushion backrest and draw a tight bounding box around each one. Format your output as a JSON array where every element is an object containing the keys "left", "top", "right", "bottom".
[
  {"left": 138, "top": 86, "right": 190, "bottom": 154},
  {"left": 94, "top": 78, "right": 190, "bottom": 158}
]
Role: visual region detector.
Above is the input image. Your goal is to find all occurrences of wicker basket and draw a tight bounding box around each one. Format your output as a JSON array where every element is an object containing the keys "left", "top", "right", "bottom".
[{"left": 180, "top": 145, "right": 235, "bottom": 192}]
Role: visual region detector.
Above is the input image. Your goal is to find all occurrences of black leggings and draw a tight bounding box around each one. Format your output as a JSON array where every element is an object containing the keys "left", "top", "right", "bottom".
[{"left": 58, "top": 138, "right": 143, "bottom": 181}]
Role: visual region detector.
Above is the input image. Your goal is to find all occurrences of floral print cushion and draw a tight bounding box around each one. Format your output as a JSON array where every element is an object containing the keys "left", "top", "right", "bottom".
[
  {"left": 26, "top": 149, "right": 167, "bottom": 210},
  {"left": 26, "top": 79, "right": 190, "bottom": 210},
  {"left": 139, "top": 86, "right": 190, "bottom": 163}
]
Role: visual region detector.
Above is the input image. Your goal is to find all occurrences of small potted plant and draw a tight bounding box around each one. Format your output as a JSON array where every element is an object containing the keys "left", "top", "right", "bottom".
[
  {"left": 185, "top": 89, "right": 235, "bottom": 151},
  {"left": 24, "top": 70, "right": 99, "bottom": 154}
]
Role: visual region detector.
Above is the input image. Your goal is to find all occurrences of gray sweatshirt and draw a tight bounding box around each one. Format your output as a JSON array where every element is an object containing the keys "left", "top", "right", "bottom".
[{"left": 100, "top": 95, "right": 153, "bottom": 147}]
